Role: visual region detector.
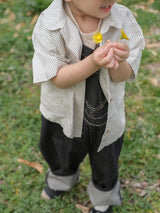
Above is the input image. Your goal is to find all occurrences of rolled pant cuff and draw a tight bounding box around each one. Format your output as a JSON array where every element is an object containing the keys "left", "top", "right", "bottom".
[
  {"left": 46, "top": 169, "right": 80, "bottom": 191},
  {"left": 87, "top": 180, "right": 122, "bottom": 206}
]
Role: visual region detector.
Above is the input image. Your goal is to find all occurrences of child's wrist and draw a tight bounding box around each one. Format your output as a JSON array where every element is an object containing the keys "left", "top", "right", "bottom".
[{"left": 90, "top": 54, "right": 101, "bottom": 70}]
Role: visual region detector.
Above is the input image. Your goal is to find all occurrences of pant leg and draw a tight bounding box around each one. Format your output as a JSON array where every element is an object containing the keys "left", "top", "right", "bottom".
[
  {"left": 88, "top": 131, "right": 124, "bottom": 206},
  {"left": 39, "top": 115, "right": 90, "bottom": 190}
]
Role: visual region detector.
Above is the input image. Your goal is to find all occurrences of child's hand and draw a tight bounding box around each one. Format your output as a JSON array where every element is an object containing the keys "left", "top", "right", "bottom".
[
  {"left": 92, "top": 42, "right": 119, "bottom": 70},
  {"left": 112, "top": 42, "right": 130, "bottom": 63}
]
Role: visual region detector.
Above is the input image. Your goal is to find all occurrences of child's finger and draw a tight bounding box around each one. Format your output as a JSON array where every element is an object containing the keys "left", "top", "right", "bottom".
[
  {"left": 94, "top": 43, "right": 111, "bottom": 59},
  {"left": 113, "top": 48, "right": 129, "bottom": 59},
  {"left": 101, "top": 42, "right": 112, "bottom": 56},
  {"left": 103, "top": 48, "right": 114, "bottom": 61},
  {"left": 104, "top": 59, "right": 115, "bottom": 69},
  {"left": 102, "top": 48, "right": 116, "bottom": 68},
  {"left": 114, "top": 55, "right": 122, "bottom": 62},
  {"left": 113, "top": 60, "right": 119, "bottom": 70},
  {"left": 112, "top": 42, "right": 129, "bottom": 51}
]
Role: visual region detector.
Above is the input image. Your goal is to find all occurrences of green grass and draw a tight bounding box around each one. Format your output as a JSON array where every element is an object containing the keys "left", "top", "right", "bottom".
[{"left": 0, "top": 0, "right": 160, "bottom": 212}]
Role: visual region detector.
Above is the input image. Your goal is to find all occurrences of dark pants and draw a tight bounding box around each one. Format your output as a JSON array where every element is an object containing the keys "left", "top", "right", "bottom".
[{"left": 40, "top": 115, "right": 123, "bottom": 192}]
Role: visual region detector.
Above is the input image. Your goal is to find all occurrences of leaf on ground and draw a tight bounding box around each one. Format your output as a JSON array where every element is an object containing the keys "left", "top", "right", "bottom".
[
  {"left": 9, "top": 11, "right": 16, "bottom": 21},
  {"left": 150, "top": 78, "right": 159, "bottom": 86},
  {"left": 134, "top": 1, "right": 158, "bottom": 14},
  {"left": 149, "top": 50, "right": 158, "bottom": 56},
  {"left": 146, "top": 43, "right": 160, "bottom": 49},
  {"left": 17, "top": 158, "right": 43, "bottom": 173},
  {"left": 148, "top": 181, "right": 160, "bottom": 190},
  {"left": 31, "top": 15, "right": 38, "bottom": 25},
  {"left": 122, "top": 179, "right": 160, "bottom": 196},
  {"left": 0, "top": 180, "right": 4, "bottom": 184},
  {"left": 15, "top": 22, "right": 25, "bottom": 31},
  {"left": 148, "top": 0, "right": 154, "bottom": 4},
  {"left": 76, "top": 204, "right": 89, "bottom": 213},
  {"left": 135, "top": 188, "right": 147, "bottom": 197},
  {"left": 0, "top": 0, "right": 8, "bottom": 3}
]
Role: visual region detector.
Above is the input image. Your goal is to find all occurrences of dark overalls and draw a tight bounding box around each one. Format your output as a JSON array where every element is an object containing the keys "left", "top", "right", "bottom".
[{"left": 39, "top": 46, "right": 123, "bottom": 206}]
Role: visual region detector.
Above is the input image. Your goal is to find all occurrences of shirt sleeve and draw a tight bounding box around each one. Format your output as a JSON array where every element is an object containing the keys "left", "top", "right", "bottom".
[
  {"left": 32, "top": 16, "right": 70, "bottom": 85},
  {"left": 123, "top": 9, "right": 145, "bottom": 81}
]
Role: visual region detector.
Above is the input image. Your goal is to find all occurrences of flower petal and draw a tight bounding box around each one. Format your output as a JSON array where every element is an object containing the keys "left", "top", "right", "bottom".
[{"left": 92, "top": 32, "right": 103, "bottom": 44}]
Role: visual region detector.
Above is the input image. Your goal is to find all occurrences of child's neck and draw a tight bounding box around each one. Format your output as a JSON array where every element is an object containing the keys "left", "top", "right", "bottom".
[
  {"left": 68, "top": 3, "right": 100, "bottom": 34},
  {"left": 75, "top": 16, "right": 100, "bottom": 34}
]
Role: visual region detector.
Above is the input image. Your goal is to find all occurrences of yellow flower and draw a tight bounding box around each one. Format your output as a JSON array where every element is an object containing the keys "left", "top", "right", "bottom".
[
  {"left": 120, "top": 28, "right": 129, "bottom": 40},
  {"left": 92, "top": 32, "right": 103, "bottom": 44}
]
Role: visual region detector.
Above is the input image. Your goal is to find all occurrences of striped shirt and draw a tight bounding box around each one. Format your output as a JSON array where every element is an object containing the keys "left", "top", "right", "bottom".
[{"left": 32, "top": 0, "right": 145, "bottom": 151}]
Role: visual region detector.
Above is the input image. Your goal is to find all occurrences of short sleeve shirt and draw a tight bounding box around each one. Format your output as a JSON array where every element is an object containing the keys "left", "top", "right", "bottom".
[{"left": 32, "top": 0, "right": 145, "bottom": 151}]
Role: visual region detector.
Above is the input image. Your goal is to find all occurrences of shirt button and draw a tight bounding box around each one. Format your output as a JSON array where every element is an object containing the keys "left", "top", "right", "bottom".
[
  {"left": 106, "top": 129, "right": 111, "bottom": 133},
  {"left": 110, "top": 97, "right": 114, "bottom": 101}
]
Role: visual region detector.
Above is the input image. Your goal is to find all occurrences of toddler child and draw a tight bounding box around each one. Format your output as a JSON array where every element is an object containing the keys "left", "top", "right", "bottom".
[{"left": 32, "top": 0, "right": 145, "bottom": 212}]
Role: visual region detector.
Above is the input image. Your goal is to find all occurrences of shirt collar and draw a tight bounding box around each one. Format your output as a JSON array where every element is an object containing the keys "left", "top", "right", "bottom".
[
  {"left": 43, "top": 1, "right": 122, "bottom": 32},
  {"left": 101, "top": 3, "right": 122, "bottom": 34},
  {"left": 43, "top": 0, "right": 67, "bottom": 31}
]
